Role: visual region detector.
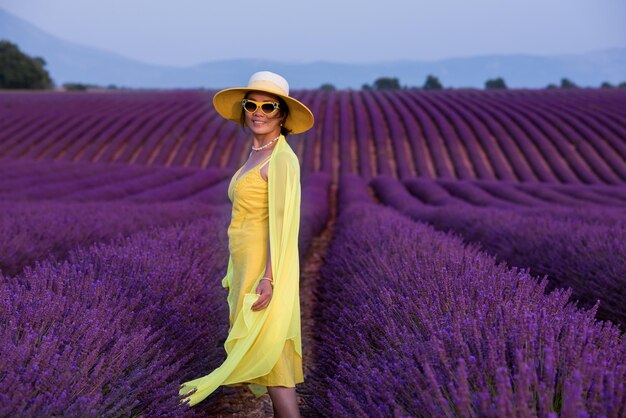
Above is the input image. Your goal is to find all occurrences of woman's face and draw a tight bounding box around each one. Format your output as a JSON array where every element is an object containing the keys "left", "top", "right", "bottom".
[{"left": 243, "top": 91, "right": 285, "bottom": 138}]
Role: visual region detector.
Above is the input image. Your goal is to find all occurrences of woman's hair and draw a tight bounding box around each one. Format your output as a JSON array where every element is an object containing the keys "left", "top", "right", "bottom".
[{"left": 240, "top": 91, "right": 292, "bottom": 137}]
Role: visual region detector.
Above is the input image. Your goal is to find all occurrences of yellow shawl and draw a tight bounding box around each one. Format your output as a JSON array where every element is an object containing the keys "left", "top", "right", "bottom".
[{"left": 179, "top": 135, "right": 302, "bottom": 406}]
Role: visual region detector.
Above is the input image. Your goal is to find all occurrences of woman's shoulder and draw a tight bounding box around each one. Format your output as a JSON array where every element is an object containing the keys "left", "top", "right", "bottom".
[{"left": 273, "top": 141, "right": 299, "bottom": 165}]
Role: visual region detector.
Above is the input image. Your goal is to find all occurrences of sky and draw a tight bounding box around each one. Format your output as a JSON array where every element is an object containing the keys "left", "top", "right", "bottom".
[{"left": 1, "top": 0, "right": 625, "bottom": 67}]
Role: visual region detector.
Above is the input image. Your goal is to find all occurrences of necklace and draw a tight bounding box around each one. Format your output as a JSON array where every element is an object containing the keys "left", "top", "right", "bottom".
[{"left": 251, "top": 135, "right": 280, "bottom": 151}]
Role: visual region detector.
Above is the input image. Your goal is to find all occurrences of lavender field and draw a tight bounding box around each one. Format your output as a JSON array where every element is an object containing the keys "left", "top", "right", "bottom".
[{"left": 1, "top": 89, "right": 625, "bottom": 417}]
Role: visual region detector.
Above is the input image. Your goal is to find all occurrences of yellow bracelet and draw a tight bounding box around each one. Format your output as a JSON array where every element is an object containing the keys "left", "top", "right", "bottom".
[{"left": 260, "top": 277, "right": 274, "bottom": 286}]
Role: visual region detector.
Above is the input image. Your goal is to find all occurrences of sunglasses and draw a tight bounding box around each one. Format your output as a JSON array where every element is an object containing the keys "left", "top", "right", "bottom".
[{"left": 242, "top": 99, "right": 280, "bottom": 115}]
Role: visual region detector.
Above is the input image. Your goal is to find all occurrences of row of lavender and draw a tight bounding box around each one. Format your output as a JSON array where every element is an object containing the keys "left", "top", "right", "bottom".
[
  {"left": 1, "top": 177, "right": 331, "bottom": 415},
  {"left": 372, "top": 175, "right": 626, "bottom": 326},
  {"left": 0, "top": 200, "right": 226, "bottom": 277},
  {"left": 0, "top": 157, "right": 331, "bottom": 207},
  {"left": 399, "top": 176, "right": 626, "bottom": 208},
  {"left": 0, "top": 157, "right": 330, "bottom": 275},
  {"left": 2, "top": 89, "right": 625, "bottom": 183},
  {"left": 3, "top": 157, "right": 624, "bottom": 210},
  {"left": 0, "top": 157, "right": 233, "bottom": 204},
  {"left": 304, "top": 174, "right": 626, "bottom": 416},
  {"left": 0, "top": 158, "right": 232, "bottom": 279}
]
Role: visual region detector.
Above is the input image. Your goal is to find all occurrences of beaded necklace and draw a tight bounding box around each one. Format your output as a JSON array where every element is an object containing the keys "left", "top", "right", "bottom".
[{"left": 251, "top": 135, "right": 280, "bottom": 151}]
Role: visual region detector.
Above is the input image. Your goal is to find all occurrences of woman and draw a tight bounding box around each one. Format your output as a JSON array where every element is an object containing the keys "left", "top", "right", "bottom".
[{"left": 179, "top": 71, "right": 314, "bottom": 417}]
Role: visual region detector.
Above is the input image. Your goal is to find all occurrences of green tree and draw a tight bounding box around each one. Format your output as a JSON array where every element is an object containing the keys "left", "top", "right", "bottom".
[
  {"left": 619, "top": 81, "right": 626, "bottom": 89},
  {"left": 0, "top": 40, "right": 53, "bottom": 89},
  {"left": 600, "top": 81, "right": 613, "bottom": 89},
  {"left": 422, "top": 74, "right": 443, "bottom": 90},
  {"left": 62, "top": 82, "right": 90, "bottom": 91},
  {"left": 373, "top": 77, "right": 400, "bottom": 90},
  {"left": 485, "top": 77, "right": 507, "bottom": 90},
  {"left": 320, "top": 83, "right": 336, "bottom": 91},
  {"left": 560, "top": 78, "right": 578, "bottom": 89}
]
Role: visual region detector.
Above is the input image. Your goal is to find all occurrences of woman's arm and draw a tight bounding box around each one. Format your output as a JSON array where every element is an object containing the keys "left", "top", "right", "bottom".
[
  {"left": 263, "top": 235, "right": 273, "bottom": 279},
  {"left": 252, "top": 150, "right": 300, "bottom": 311},
  {"left": 261, "top": 160, "right": 273, "bottom": 279},
  {"left": 252, "top": 235, "right": 273, "bottom": 311}
]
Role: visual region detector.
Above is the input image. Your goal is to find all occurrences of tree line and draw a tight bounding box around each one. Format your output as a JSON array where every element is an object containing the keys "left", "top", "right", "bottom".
[{"left": 322, "top": 75, "right": 626, "bottom": 91}]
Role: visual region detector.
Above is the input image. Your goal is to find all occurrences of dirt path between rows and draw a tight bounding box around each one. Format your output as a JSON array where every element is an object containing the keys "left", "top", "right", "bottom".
[{"left": 298, "top": 182, "right": 337, "bottom": 417}]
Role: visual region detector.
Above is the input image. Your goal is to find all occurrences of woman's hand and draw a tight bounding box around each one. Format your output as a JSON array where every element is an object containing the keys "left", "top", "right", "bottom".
[{"left": 251, "top": 279, "right": 273, "bottom": 311}]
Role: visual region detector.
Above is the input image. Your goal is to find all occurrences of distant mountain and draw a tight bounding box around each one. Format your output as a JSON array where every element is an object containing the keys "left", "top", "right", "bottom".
[{"left": 1, "top": 7, "right": 625, "bottom": 89}]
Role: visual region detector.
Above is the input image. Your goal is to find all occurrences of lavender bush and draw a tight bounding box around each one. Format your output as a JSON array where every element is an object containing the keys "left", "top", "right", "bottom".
[
  {"left": 425, "top": 206, "right": 626, "bottom": 325},
  {"left": 337, "top": 173, "right": 374, "bottom": 213},
  {"left": 1, "top": 214, "right": 232, "bottom": 416},
  {"left": 182, "top": 179, "right": 231, "bottom": 205},
  {"left": 64, "top": 168, "right": 198, "bottom": 202},
  {"left": 126, "top": 168, "right": 232, "bottom": 203},
  {"left": 306, "top": 201, "right": 626, "bottom": 416},
  {"left": 299, "top": 173, "right": 332, "bottom": 260},
  {"left": 372, "top": 175, "right": 626, "bottom": 326}
]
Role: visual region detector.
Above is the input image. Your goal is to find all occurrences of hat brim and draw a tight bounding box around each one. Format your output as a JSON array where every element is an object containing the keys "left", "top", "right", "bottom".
[{"left": 213, "top": 87, "right": 314, "bottom": 135}]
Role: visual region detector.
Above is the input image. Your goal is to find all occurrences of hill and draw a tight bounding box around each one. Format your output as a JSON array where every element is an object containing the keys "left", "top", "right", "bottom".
[{"left": 1, "top": 7, "right": 625, "bottom": 89}]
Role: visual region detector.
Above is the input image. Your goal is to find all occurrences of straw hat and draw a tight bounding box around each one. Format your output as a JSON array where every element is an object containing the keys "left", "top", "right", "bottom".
[{"left": 213, "top": 71, "right": 314, "bottom": 135}]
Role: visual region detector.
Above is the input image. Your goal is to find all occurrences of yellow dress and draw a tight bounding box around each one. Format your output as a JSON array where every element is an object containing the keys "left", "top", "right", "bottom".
[{"left": 179, "top": 135, "right": 303, "bottom": 406}]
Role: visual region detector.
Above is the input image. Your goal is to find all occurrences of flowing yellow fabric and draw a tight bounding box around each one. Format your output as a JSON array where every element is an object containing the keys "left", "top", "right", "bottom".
[{"left": 179, "top": 135, "right": 303, "bottom": 406}]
